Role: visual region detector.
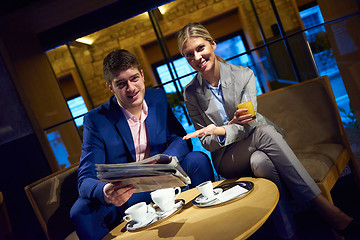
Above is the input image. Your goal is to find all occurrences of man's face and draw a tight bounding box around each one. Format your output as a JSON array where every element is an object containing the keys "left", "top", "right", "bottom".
[{"left": 107, "top": 67, "right": 145, "bottom": 112}]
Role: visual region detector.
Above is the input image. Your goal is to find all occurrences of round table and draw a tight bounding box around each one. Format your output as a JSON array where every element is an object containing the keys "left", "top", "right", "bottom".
[{"left": 103, "top": 177, "right": 279, "bottom": 240}]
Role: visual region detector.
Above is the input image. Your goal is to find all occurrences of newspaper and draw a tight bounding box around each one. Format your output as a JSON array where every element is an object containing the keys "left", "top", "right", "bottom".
[{"left": 96, "top": 154, "right": 191, "bottom": 193}]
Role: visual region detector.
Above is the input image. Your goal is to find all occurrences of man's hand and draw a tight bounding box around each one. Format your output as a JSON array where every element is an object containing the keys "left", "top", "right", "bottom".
[{"left": 103, "top": 182, "right": 136, "bottom": 206}]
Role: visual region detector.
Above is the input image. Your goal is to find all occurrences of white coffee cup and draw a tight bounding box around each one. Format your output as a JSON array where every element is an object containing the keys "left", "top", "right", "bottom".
[
  {"left": 151, "top": 187, "right": 181, "bottom": 212},
  {"left": 123, "top": 202, "right": 154, "bottom": 223},
  {"left": 196, "top": 180, "right": 214, "bottom": 198}
]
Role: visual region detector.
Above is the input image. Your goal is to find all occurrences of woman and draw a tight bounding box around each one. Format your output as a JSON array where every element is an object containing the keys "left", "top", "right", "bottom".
[{"left": 177, "top": 22, "right": 358, "bottom": 240}]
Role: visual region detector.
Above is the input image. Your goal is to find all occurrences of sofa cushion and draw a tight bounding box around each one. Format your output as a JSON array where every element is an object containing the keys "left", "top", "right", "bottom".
[
  {"left": 294, "top": 143, "right": 343, "bottom": 182},
  {"left": 257, "top": 81, "right": 342, "bottom": 149}
]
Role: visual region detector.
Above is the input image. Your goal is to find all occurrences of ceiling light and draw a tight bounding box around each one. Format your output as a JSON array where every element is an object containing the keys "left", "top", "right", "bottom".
[
  {"left": 75, "top": 37, "right": 94, "bottom": 45},
  {"left": 158, "top": 6, "right": 167, "bottom": 15}
]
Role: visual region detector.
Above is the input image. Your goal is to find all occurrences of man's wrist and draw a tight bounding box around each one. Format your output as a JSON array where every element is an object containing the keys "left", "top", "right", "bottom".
[{"left": 103, "top": 183, "right": 112, "bottom": 204}]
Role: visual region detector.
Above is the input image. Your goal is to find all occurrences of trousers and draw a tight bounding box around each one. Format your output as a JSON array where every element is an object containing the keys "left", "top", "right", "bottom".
[
  {"left": 70, "top": 151, "right": 214, "bottom": 240},
  {"left": 217, "top": 125, "right": 321, "bottom": 239}
]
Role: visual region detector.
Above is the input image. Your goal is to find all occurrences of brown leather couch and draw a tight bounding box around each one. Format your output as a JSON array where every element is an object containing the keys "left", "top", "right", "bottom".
[{"left": 257, "top": 75, "right": 360, "bottom": 203}]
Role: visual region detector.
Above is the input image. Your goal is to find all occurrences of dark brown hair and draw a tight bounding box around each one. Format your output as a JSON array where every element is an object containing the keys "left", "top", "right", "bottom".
[{"left": 103, "top": 49, "right": 141, "bottom": 85}]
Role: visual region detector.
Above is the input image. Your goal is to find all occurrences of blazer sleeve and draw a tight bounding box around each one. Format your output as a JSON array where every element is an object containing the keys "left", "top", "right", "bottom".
[{"left": 77, "top": 112, "right": 108, "bottom": 204}]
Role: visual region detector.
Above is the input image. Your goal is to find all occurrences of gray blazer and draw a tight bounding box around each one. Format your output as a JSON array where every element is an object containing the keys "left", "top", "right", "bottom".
[{"left": 183, "top": 61, "right": 278, "bottom": 171}]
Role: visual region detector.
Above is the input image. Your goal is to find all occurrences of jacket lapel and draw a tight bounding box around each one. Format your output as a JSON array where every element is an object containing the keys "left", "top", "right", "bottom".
[
  {"left": 144, "top": 94, "right": 157, "bottom": 157},
  {"left": 219, "top": 62, "right": 237, "bottom": 120},
  {"left": 194, "top": 74, "right": 224, "bottom": 125},
  {"left": 108, "top": 97, "right": 136, "bottom": 161}
]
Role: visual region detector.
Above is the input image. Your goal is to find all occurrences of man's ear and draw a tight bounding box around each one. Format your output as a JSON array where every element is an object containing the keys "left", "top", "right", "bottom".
[{"left": 107, "top": 83, "right": 115, "bottom": 94}]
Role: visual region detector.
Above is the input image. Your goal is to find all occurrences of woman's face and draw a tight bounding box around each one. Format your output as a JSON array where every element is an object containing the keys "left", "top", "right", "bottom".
[{"left": 182, "top": 37, "right": 217, "bottom": 74}]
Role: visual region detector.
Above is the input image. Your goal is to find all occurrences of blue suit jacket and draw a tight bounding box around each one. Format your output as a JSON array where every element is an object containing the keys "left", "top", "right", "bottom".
[{"left": 77, "top": 88, "right": 192, "bottom": 205}]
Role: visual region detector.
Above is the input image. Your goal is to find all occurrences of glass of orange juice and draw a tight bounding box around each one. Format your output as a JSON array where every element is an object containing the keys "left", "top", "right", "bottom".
[{"left": 237, "top": 93, "right": 256, "bottom": 119}]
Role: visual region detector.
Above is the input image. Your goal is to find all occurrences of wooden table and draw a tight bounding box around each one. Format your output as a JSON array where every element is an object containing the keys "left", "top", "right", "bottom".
[{"left": 103, "top": 177, "right": 279, "bottom": 240}]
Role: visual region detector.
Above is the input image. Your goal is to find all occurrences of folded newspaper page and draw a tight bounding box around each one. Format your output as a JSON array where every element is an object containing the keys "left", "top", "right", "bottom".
[{"left": 96, "top": 154, "right": 191, "bottom": 193}]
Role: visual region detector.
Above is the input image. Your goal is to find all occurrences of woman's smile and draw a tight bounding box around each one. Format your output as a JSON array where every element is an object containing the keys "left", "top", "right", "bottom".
[{"left": 197, "top": 59, "right": 208, "bottom": 70}]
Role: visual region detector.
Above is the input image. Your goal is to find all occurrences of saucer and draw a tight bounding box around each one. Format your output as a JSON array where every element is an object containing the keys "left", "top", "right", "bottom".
[
  {"left": 127, "top": 199, "right": 185, "bottom": 232},
  {"left": 192, "top": 181, "right": 254, "bottom": 207},
  {"left": 194, "top": 188, "right": 223, "bottom": 204},
  {"left": 155, "top": 199, "right": 183, "bottom": 218},
  {"left": 126, "top": 213, "right": 156, "bottom": 231}
]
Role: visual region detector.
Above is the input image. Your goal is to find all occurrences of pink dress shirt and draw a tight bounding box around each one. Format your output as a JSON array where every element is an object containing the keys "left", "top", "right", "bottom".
[{"left": 118, "top": 101, "right": 150, "bottom": 162}]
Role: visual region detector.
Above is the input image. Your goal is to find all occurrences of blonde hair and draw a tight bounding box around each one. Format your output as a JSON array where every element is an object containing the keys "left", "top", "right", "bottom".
[{"left": 177, "top": 22, "right": 225, "bottom": 62}]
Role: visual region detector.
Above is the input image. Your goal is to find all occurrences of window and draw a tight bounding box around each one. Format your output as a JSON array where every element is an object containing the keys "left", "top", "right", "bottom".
[
  {"left": 46, "top": 95, "right": 87, "bottom": 168},
  {"left": 155, "top": 57, "right": 195, "bottom": 93},
  {"left": 46, "top": 131, "right": 70, "bottom": 168},
  {"left": 300, "top": 5, "right": 351, "bottom": 123},
  {"left": 67, "top": 96, "right": 88, "bottom": 127}
]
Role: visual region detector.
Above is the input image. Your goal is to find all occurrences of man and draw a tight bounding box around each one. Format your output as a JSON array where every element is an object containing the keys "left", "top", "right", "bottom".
[{"left": 70, "top": 49, "right": 214, "bottom": 239}]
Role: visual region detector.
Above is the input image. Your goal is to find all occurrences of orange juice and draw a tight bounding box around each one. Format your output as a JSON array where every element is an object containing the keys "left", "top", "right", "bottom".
[{"left": 237, "top": 101, "right": 256, "bottom": 119}]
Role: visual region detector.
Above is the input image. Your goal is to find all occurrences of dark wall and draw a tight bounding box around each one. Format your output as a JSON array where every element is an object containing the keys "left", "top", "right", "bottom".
[
  {"left": 0, "top": 54, "right": 52, "bottom": 239},
  {"left": 0, "top": 134, "right": 52, "bottom": 240}
]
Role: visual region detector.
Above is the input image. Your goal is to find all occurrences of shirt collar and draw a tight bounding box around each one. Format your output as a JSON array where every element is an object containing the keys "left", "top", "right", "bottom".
[
  {"left": 204, "top": 78, "right": 222, "bottom": 95},
  {"left": 118, "top": 100, "right": 148, "bottom": 123},
  {"left": 204, "top": 78, "right": 222, "bottom": 90}
]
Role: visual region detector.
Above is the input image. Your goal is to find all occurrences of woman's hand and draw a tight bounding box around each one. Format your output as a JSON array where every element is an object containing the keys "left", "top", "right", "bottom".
[
  {"left": 228, "top": 108, "right": 255, "bottom": 125},
  {"left": 183, "top": 124, "right": 225, "bottom": 139},
  {"left": 103, "top": 182, "right": 136, "bottom": 206}
]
